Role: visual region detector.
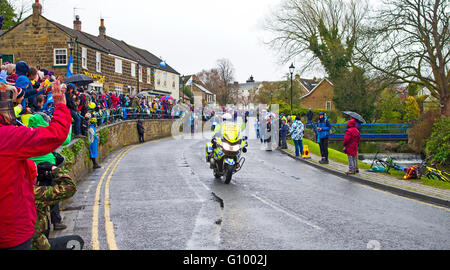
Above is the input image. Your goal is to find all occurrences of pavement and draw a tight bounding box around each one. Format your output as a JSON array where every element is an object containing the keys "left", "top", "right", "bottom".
[
  {"left": 282, "top": 142, "right": 450, "bottom": 207},
  {"left": 51, "top": 136, "right": 450, "bottom": 250}
]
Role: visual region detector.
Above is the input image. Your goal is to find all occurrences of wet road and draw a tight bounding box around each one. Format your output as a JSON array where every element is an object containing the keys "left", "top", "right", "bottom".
[{"left": 60, "top": 136, "right": 450, "bottom": 250}]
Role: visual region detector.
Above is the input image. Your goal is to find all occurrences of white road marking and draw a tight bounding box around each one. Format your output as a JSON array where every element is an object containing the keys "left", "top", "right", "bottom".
[{"left": 251, "top": 193, "right": 323, "bottom": 230}]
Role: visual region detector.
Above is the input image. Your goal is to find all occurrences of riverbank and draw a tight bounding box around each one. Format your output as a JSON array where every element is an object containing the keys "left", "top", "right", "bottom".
[{"left": 285, "top": 139, "right": 450, "bottom": 195}]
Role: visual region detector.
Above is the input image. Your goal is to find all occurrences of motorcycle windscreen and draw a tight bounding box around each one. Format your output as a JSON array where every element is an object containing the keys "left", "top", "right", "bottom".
[{"left": 222, "top": 123, "right": 241, "bottom": 143}]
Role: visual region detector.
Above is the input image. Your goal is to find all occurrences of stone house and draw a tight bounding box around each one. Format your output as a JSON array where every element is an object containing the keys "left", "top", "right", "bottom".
[
  {"left": 299, "top": 78, "right": 335, "bottom": 110},
  {"left": 181, "top": 75, "right": 216, "bottom": 107},
  {"left": 0, "top": 0, "right": 179, "bottom": 99}
]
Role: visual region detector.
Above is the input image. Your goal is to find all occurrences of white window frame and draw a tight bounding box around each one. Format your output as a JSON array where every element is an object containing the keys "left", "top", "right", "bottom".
[
  {"left": 147, "top": 68, "right": 151, "bottom": 84},
  {"left": 326, "top": 101, "right": 332, "bottom": 110},
  {"left": 53, "top": 48, "right": 67, "bottom": 66},
  {"left": 115, "top": 59, "right": 122, "bottom": 74},
  {"left": 139, "top": 66, "right": 143, "bottom": 82},
  {"left": 96, "top": 52, "right": 102, "bottom": 73},
  {"left": 114, "top": 85, "right": 123, "bottom": 96},
  {"left": 81, "top": 47, "right": 88, "bottom": 70},
  {"left": 131, "top": 63, "right": 136, "bottom": 77}
]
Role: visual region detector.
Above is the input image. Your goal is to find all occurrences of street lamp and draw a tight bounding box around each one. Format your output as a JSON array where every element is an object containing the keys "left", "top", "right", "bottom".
[
  {"left": 289, "top": 63, "right": 295, "bottom": 116},
  {"left": 181, "top": 75, "right": 185, "bottom": 103},
  {"left": 67, "top": 37, "right": 74, "bottom": 74},
  {"left": 137, "top": 59, "right": 141, "bottom": 94}
]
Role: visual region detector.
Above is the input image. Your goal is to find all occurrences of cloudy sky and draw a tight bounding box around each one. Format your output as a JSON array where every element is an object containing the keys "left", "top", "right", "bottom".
[{"left": 33, "top": 0, "right": 313, "bottom": 83}]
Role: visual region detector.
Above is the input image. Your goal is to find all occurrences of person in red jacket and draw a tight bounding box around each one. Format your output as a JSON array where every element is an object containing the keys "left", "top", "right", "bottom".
[
  {"left": 0, "top": 80, "right": 71, "bottom": 250},
  {"left": 343, "top": 119, "right": 361, "bottom": 175}
]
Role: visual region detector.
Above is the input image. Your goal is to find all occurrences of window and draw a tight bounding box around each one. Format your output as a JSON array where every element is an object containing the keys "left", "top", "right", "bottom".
[
  {"left": 147, "top": 68, "right": 151, "bottom": 84},
  {"left": 81, "top": 47, "right": 88, "bottom": 69},
  {"left": 54, "top": 49, "right": 67, "bottom": 66},
  {"left": 96, "top": 52, "right": 101, "bottom": 73},
  {"left": 326, "top": 101, "right": 332, "bottom": 110},
  {"left": 139, "top": 66, "right": 143, "bottom": 82},
  {"left": 114, "top": 84, "right": 123, "bottom": 96},
  {"left": 115, "top": 59, "right": 122, "bottom": 74},
  {"left": 131, "top": 63, "right": 136, "bottom": 77}
]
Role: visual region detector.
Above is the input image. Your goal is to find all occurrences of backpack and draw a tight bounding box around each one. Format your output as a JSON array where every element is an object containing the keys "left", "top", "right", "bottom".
[{"left": 404, "top": 165, "right": 419, "bottom": 180}]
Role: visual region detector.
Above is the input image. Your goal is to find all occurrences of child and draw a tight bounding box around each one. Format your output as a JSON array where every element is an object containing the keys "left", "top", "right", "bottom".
[
  {"left": 88, "top": 117, "right": 101, "bottom": 170},
  {"left": 137, "top": 119, "right": 145, "bottom": 143}
]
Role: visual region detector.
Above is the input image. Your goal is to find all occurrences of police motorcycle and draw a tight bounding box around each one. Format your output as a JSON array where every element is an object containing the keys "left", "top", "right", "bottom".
[{"left": 205, "top": 113, "right": 248, "bottom": 184}]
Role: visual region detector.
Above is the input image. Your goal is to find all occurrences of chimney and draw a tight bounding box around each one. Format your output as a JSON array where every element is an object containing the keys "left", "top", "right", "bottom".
[
  {"left": 32, "top": 0, "right": 42, "bottom": 26},
  {"left": 99, "top": 18, "right": 106, "bottom": 38},
  {"left": 73, "top": 15, "right": 81, "bottom": 31}
]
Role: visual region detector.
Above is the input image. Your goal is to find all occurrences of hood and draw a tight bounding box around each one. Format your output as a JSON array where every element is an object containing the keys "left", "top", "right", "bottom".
[
  {"left": 347, "top": 119, "right": 356, "bottom": 129},
  {"left": 28, "top": 114, "right": 49, "bottom": 128},
  {"left": 15, "top": 61, "right": 29, "bottom": 77}
]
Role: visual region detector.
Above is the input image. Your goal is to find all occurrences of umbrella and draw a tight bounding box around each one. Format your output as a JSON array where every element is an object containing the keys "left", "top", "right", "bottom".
[
  {"left": 161, "top": 96, "right": 173, "bottom": 100},
  {"left": 343, "top": 111, "right": 366, "bottom": 124},
  {"left": 65, "top": 74, "right": 94, "bottom": 87}
]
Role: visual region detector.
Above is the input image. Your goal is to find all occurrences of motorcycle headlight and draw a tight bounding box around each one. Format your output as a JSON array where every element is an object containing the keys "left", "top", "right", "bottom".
[{"left": 223, "top": 142, "right": 240, "bottom": 152}]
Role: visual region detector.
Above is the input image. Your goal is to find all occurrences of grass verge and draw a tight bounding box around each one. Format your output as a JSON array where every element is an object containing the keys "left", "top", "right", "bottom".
[{"left": 287, "top": 139, "right": 450, "bottom": 190}]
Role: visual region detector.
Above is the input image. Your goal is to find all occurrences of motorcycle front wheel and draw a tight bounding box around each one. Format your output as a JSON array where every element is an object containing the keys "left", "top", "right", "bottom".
[{"left": 224, "top": 165, "right": 234, "bottom": 184}]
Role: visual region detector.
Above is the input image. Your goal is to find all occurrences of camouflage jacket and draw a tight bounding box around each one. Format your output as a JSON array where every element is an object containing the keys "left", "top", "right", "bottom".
[{"left": 32, "top": 174, "right": 77, "bottom": 250}]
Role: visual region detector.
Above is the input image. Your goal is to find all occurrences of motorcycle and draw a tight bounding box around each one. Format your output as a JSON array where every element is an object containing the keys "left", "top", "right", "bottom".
[{"left": 206, "top": 123, "right": 248, "bottom": 184}]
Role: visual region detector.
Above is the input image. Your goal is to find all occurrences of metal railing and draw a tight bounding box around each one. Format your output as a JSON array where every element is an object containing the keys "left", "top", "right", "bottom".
[
  {"left": 329, "top": 123, "right": 409, "bottom": 141},
  {"left": 91, "top": 107, "right": 181, "bottom": 127}
]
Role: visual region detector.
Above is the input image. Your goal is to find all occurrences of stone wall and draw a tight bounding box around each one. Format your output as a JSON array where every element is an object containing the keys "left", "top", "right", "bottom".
[{"left": 57, "top": 119, "right": 174, "bottom": 182}]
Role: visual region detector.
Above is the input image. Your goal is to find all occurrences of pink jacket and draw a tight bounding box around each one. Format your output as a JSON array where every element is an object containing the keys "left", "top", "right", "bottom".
[{"left": 343, "top": 119, "right": 361, "bottom": 157}]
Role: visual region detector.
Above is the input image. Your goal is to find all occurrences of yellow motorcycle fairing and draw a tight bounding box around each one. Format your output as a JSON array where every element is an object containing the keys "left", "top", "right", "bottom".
[{"left": 221, "top": 123, "right": 242, "bottom": 144}]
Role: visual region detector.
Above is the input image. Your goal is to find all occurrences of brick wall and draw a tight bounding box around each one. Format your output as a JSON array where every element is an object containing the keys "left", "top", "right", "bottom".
[{"left": 300, "top": 80, "right": 335, "bottom": 110}]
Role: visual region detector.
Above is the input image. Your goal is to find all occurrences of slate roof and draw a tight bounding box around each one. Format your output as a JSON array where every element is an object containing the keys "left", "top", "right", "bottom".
[{"left": 48, "top": 18, "right": 178, "bottom": 74}]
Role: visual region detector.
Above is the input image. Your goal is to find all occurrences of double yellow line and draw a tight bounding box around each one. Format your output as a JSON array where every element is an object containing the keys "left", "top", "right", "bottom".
[{"left": 91, "top": 145, "right": 139, "bottom": 250}]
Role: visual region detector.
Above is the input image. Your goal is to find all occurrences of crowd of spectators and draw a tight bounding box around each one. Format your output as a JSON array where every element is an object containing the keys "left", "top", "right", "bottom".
[{"left": 1, "top": 60, "right": 178, "bottom": 139}]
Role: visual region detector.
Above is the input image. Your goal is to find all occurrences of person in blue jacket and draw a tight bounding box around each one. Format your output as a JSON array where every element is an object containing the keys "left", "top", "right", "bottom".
[
  {"left": 87, "top": 116, "right": 101, "bottom": 170},
  {"left": 317, "top": 112, "right": 331, "bottom": 164}
]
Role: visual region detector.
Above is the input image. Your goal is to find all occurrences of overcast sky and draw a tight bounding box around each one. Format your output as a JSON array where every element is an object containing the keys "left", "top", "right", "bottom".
[{"left": 33, "top": 0, "right": 314, "bottom": 83}]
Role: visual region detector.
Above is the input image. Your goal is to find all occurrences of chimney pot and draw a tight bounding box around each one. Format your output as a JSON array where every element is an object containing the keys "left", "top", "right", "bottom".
[
  {"left": 73, "top": 15, "right": 81, "bottom": 31},
  {"left": 99, "top": 19, "right": 106, "bottom": 38}
]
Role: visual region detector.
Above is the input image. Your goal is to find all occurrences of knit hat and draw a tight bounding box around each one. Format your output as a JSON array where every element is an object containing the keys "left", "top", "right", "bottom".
[{"left": 15, "top": 86, "right": 24, "bottom": 99}]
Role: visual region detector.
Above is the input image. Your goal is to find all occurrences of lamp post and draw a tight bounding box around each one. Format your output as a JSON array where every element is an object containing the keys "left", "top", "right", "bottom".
[
  {"left": 289, "top": 63, "right": 295, "bottom": 116},
  {"left": 137, "top": 59, "right": 140, "bottom": 94},
  {"left": 181, "top": 75, "right": 185, "bottom": 103},
  {"left": 67, "top": 37, "right": 74, "bottom": 75}
]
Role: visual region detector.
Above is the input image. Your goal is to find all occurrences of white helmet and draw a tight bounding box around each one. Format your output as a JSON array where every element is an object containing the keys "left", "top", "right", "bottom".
[{"left": 222, "top": 113, "right": 232, "bottom": 121}]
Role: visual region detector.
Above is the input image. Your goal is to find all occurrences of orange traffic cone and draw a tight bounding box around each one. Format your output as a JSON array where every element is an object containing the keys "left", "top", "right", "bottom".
[{"left": 302, "top": 145, "right": 311, "bottom": 159}]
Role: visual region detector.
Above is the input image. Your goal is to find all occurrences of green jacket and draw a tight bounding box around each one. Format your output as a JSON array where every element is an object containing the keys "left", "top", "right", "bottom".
[{"left": 28, "top": 114, "right": 72, "bottom": 165}]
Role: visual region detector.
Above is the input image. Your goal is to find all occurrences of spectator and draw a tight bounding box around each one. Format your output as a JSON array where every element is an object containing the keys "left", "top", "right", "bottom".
[
  {"left": 0, "top": 80, "right": 72, "bottom": 250},
  {"left": 307, "top": 108, "right": 313, "bottom": 128},
  {"left": 32, "top": 170, "right": 77, "bottom": 250},
  {"left": 352, "top": 117, "right": 362, "bottom": 173},
  {"left": 28, "top": 112, "right": 73, "bottom": 236},
  {"left": 137, "top": 119, "right": 145, "bottom": 143},
  {"left": 290, "top": 115, "right": 305, "bottom": 157},
  {"left": 317, "top": 112, "right": 331, "bottom": 164},
  {"left": 87, "top": 116, "right": 101, "bottom": 170},
  {"left": 6, "top": 64, "right": 18, "bottom": 84},
  {"left": 0, "top": 65, "right": 7, "bottom": 82},
  {"left": 279, "top": 117, "right": 289, "bottom": 149},
  {"left": 66, "top": 83, "right": 84, "bottom": 138},
  {"left": 31, "top": 94, "right": 45, "bottom": 113},
  {"left": 343, "top": 119, "right": 361, "bottom": 175}
]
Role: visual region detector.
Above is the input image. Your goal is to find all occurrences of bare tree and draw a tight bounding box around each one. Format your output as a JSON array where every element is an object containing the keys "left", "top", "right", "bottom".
[
  {"left": 265, "top": 0, "right": 368, "bottom": 76},
  {"left": 357, "top": 0, "right": 450, "bottom": 116}
]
